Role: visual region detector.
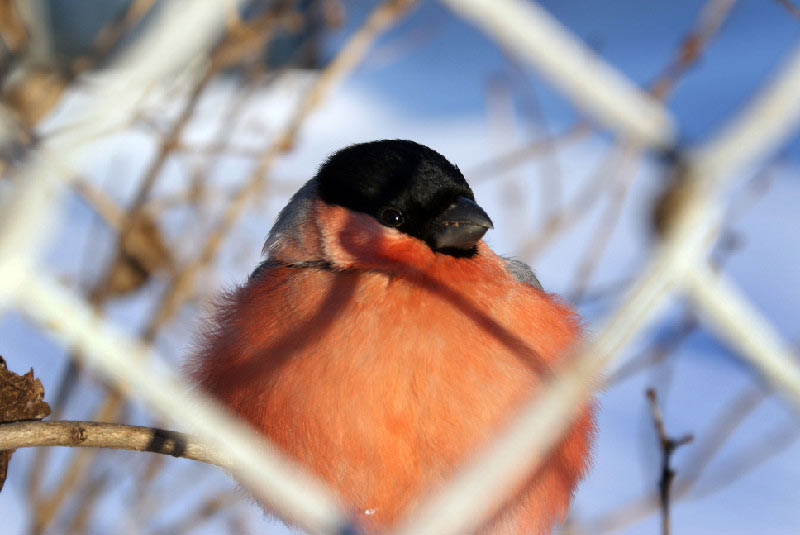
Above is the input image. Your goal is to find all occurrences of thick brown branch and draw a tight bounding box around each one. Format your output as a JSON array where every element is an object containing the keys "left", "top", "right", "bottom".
[{"left": 0, "top": 421, "right": 232, "bottom": 470}]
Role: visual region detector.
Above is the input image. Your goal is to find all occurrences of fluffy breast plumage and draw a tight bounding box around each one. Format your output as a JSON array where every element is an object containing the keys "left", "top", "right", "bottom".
[{"left": 191, "top": 250, "right": 594, "bottom": 533}]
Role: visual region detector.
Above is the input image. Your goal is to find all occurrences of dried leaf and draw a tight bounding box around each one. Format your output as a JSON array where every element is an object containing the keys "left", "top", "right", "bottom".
[
  {"left": 0, "top": 355, "right": 51, "bottom": 491},
  {"left": 106, "top": 212, "right": 171, "bottom": 297},
  {"left": 0, "top": 0, "right": 28, "bottom": 53},
  {"left": 3, "top": 69, "right": 68, "bottom": 127}
]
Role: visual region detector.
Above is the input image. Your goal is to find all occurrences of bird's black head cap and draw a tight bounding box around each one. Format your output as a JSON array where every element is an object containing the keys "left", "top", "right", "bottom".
[{"left": 316, "top": 140, "right": 492, "bottom": 257}]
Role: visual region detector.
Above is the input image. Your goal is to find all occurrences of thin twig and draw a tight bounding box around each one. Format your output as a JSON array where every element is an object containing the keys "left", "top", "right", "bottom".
[
  {"left": 646, "top": 388, "right": 693, "bottom": 535},
  {"left": 674, "top": 386, "right": 767, "bottom": 497},
  {"left": 687, "top": 424, "right": 799, "bottom": 500},
  {"left": 605, "top": 312, "right": 698, "bottom": 387},
  {"left": 495, "top": 63, "right": 567, "bottom": 217},
  {"left": 775, "top": 0, "right": 800, "bottom": 20},
  {"left": 649, "top": 0, "right": 737, "bottom": 100},
  {"left": 70, "top": 0, "right": 158, "bottom": 76},
  {"left": 564, "top": 385, "right": 766, "bottom": 534},
  {"left": 468, "top": 123, "right": 589, "bottom": 181},
  {"left": 439, "top": 0, "right": 675, "bottom": 146},
  {"left": 64, "top": 470, "right": 111, "bottom": 535},
  {"left": 567, "top": 145, "right": 640, "bottom": 302},
  {"left": 153, "top": 491, "right": 246, "bottom": 534},
  {"left": 515, "top": 142, "right": 627, "bottom": 260}
]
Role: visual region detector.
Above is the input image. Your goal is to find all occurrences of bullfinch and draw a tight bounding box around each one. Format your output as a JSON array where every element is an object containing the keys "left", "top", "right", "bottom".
[{"left": 190, "top": 140, "right": 595, "bottom": 534}]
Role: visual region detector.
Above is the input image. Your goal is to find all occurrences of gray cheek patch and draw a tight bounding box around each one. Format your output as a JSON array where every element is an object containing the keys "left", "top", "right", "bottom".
[
  {"left": 503, "top": 257, "right": 543, "bottom": 291},
  {"left": 262, "top": 178, "right": 320, "bottom": 258}
]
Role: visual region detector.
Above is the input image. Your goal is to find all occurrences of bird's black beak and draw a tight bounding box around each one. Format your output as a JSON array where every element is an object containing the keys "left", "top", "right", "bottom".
[{"left": 430, "top": 196, "right": 493, "bottom": 253}]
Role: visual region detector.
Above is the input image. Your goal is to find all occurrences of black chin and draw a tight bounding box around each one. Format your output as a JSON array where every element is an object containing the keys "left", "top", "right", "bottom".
[{"left": 436, "top": 245, "right": 480, "bottom": 258}]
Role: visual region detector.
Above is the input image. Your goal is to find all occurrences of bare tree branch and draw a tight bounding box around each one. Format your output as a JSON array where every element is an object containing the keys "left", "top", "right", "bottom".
[
  {"left": 775, "top": 0, "right": 800, "bottom": 20},
  {"left": 0, "top": 420, "right": 232, "bottom": 469},
  {"left": 646, "top": 388, "right": 693, "bottom": 535},
  {"left": 439, "top": 0, "right": 675, "bottom": 146}
]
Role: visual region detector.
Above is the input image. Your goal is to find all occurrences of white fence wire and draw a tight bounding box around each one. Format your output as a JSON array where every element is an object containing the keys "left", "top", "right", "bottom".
[{"left": 0, "top": 0, "right": 798, "bottom": 533}]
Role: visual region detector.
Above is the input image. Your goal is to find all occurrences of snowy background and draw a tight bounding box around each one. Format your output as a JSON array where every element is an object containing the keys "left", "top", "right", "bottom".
[{"left": 1, "top": 1, "right": 799, "bottom": 533}]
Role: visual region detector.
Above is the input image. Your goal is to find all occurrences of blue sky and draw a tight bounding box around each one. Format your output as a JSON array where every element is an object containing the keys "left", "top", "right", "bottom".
[{"left": 332, "top": 0, "right": 800, "bottom": 152}]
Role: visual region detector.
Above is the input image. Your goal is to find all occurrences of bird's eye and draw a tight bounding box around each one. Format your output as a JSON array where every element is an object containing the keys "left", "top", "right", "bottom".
[{"left": 381, "top": 208, "right": 404, "bottom": 227}]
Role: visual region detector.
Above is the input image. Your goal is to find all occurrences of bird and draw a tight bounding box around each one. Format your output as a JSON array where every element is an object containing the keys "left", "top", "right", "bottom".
[{"left": 189, "top": 139, "right": 595, "bottom": 534}]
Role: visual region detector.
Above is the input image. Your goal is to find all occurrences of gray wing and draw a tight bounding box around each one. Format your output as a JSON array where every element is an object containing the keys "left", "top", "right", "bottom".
[{"left": 503, "top": 257, "right": 543, "bottom": 291}]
